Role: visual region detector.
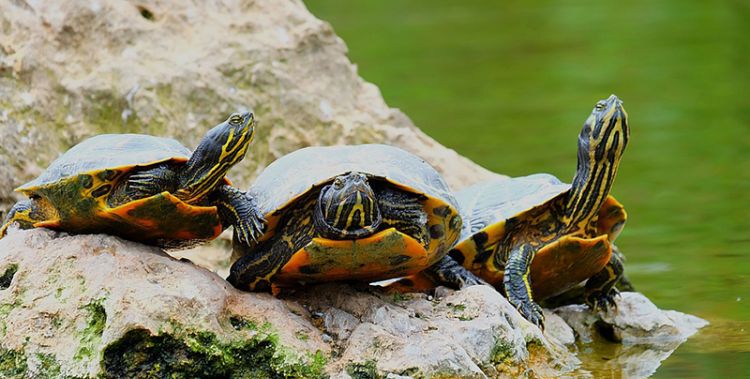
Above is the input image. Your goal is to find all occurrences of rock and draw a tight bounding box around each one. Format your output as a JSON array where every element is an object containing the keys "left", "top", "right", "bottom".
[
  {"left": 0, "top": 228, "right": 708, "bottom": 378},
  {"left": 323, "top": 307, "right": 360, "bottom": 341},
  {"left": 0, "top": 0, "right": 497, "bottom": 213},
  {"left": 1, "top": 229, "right": 582, "bottom": 378},
  {"left": 542, "top": 309, "right": 576, "bottom": 346},
  {"left": 554, "top": 292, "right": 708, "bottom": 345},
  {"left": 554, "top": 292, "right": 709, "bottom": 378},
  {"left": 289, "top": 283, "right": 582, "bottom": 378},
  {"left": 0, "top": 229, "right": 328, "bottom": 378}
]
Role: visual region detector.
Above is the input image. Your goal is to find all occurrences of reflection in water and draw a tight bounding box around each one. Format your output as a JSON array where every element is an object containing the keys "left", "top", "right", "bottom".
[{"left": 306, "top": 1, "right": 750, "bottom": 377}]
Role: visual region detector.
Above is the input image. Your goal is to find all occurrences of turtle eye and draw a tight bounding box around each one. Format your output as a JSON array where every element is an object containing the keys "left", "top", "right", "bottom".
[
  {"left": 333, "top": 178, "right": 344, "bottom": 189},
  {"left": 595, "top": 101, "right": 607, "bottom": 111},
  {"left": 229, "top": 114, "right": 243, "bottom": 125}
]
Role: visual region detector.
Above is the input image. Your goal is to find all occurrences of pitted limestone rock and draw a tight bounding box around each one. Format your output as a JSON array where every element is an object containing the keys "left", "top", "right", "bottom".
[
  {"left": 289, "top": 283, "right": 582, "bottom": 378},
  {"left": 0, "top": 229, "right": 327, "bottom": 378},
  {"left": 554, "top": 292, "right": 708, "bottom": 345}
]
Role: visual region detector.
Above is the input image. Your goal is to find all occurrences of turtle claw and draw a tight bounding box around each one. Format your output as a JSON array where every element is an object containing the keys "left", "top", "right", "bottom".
[
  {"left": 511, "top": 297, "right": 545, "bottom": 330},
  {"left": 236, "top": 205, "right": 265, "bottom": 246},
  {"left": 426, "top": 256, "right": 490, "bottom": 289},
  {"left": 586, "top": 288, "right": 620, "bottom": 312}
]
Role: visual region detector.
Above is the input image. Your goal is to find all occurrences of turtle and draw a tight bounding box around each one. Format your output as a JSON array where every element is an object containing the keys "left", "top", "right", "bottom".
[
  {"left": 429, "top": 95, "right": 630, "bottom": 328},
  {"left": 449, "top": 95, "right": 630, "bottom": 327},
  {"left": 227, "top": 144, "right": 483, "bottom": 292},
  {"left": 0, "top": 112, "right": 265, "bottom": 249}
]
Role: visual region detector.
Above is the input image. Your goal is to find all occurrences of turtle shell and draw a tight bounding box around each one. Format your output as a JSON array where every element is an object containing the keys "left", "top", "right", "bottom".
[
  {"left": 244, "top": 144, "right": 462, "bottom": 284},
  {"left": 16, "top": 134, "right": 225, "bottom": 248},
  {"left": 449, "top": 174, "right": 627, "bottom": 300}
]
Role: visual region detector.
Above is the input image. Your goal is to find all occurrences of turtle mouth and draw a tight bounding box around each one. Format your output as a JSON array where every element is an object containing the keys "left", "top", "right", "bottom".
[{"left": 236, "top": 112, "right": 254, "bottom": 134}]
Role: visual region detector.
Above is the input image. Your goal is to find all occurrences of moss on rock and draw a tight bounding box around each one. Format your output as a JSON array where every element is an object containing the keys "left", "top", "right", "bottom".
[
  {"left": 101, "top": 327, "right": 326, "bottom": 379},
  {"left": 0, "top": 348, "right": 27, "bottom": 378},
  {"left": 0, "top": 264, "right": 18, "bottom": 289},
  {"left": 489, "top": 339, "right": 515, "bottom": 365},
  {"left": 346, "top": 360, "right": 379, "bottom": 379},
  {"left": 74, "top": 300, "right": 107, "bottom": 361}
]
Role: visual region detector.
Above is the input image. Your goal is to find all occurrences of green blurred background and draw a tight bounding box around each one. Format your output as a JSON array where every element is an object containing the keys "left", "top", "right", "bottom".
[{"left": 305, "top": 0, "right": 749, "bottom": 377}]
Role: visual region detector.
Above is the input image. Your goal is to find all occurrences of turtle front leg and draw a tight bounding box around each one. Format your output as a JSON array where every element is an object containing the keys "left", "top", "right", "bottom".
[
  {"left": 505, "top": 244, "right": 545, "bottom": 328},
  {"left": 109, "top": 165, "right": 178, "bottom": 207},
  {"left": 227, "top": 236, "right": 294, "bottom": 292},
  {"left": 424, "top": 255, "right": 489, "bottom": 289},
  {"left": 1, "top": 200, "right": 44, "bottom": 238},
  {"left": 212, "top": 185, "right": 265, "bottom": 246},
  {"left": 377, "top": 186, "right": 429, "bottom": 246},
  {"left": 584, "top": 246, "right": 625, "bottom": 311}
]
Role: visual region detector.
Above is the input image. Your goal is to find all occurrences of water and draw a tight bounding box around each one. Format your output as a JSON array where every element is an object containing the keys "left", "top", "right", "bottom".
[{"left": 305, "top": 0, "right": 750, "bottom": 377}]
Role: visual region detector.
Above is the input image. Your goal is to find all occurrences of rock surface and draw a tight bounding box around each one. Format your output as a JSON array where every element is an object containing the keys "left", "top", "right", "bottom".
[
  {"left": 1, "top": 229, "right": 706, "bottom": 378},
  {"left": 554, "top": 292, "right": 708, "bottom": 346},
  {"left": 287, "top": 284, "right": 580, "bottom": 378},
  {"left": 0, "top": 229, "right": 328, "bottom": 378},
  {"left": 553, "top": 292, "right": 709, "bottom": 379},
  {"left": 0, "top": 0, "right": 496, "bottom": 213}
]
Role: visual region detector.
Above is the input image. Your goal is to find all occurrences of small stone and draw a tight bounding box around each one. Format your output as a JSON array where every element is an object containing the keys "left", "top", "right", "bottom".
[{"left": 323, "top": 307, "right": 360, "bottom": 340}]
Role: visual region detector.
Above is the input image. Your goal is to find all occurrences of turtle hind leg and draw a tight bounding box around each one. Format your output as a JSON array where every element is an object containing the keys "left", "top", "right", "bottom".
[
  {"left": 0, "top": 199, "right": 50, "bottom": 237},
  {"left": 212, "top": 185, "right": 266, "bottom": 246},
  {"left": 376, "top": 186, "right": 429, "bottom": 246},
  {"left": 228, "top": 236, "right": 290, "bottom": 292},
  {"left": 584, "top": 247, "right": 625, "bottom": 310},
  {"left": 423, "top": 255, "right": 489, "bottom": 289}
]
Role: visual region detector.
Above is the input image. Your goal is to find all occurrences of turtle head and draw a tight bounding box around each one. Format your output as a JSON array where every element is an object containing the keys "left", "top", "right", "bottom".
[
  {"left": 177, "top": 112, "right": 255, "bottom": 203},
  {"left": 579, "top": 94, "right": 629, "bottom": 165},
  {"left": 314, "top": 172, "right": 383, "bottom": 239},
  {"left": 566, "top": 95, "right": 630, "bottom": 227},
  {"left": 0, "top": 196, "right": 59, "bottom": 238}
]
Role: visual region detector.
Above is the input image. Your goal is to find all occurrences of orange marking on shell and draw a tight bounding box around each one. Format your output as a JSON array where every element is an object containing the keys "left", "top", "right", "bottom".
[
  {"left": 106, "top": 192, "right": 222, "bottom": 242},
  {"left": 530, "top": 235, "right": 612, "bottom": 300},
  {"left": 386, "top": 272, "right": 442, "bottom": 294},
  {"left": 33, "top": 219, "right": 62, "bottom": 229},
  {"left": 281, "top": 250, "right": 313, "bottom": 274},
  {"left": 275, "top": 228, "right": 430, "bottom": 285}
]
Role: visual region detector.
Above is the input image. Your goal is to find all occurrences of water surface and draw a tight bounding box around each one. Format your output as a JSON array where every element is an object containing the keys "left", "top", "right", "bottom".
[{"left": 305, "top": 1, "right": 750, "bottom": 377}]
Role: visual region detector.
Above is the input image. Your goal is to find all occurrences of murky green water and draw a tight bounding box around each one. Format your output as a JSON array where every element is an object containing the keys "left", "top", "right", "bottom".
[{"left": 306, "top": 0, "right": 749, "bottom": 377}]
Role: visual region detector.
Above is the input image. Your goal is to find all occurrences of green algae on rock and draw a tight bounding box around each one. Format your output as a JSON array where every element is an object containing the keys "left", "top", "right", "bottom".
[{"left": 102, "top": 328, "right": 326, "bottom": 379}]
